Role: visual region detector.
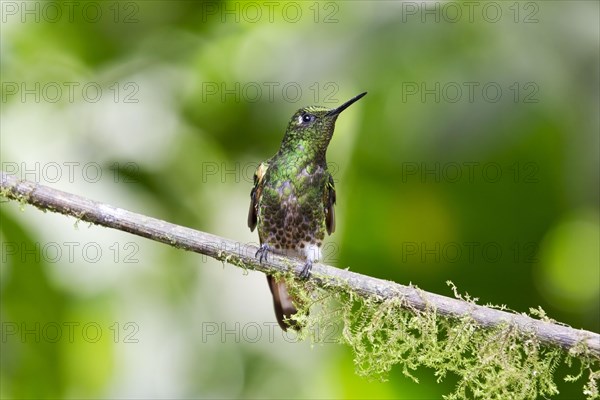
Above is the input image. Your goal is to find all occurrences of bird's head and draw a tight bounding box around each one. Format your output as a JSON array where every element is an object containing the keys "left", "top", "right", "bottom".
[{"left": 280, "top": 92, "right": 367, "bottom": 157}]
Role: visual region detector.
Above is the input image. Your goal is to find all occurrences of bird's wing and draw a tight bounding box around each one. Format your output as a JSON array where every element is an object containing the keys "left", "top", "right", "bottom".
[
  {"left": 248, "top": 162, "right": 269, "bottom": 231},
  {"left": 324, "top": 173, "right": 336, "bottom": 235}
]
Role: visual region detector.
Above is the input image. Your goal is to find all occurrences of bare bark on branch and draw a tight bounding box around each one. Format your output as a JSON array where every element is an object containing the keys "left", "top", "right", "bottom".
[{"left": 1, "top": 171, "right": 598, "bottom": 358}]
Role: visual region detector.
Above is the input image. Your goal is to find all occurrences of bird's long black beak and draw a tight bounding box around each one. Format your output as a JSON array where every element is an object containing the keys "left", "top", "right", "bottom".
[{"left": 326, "top": 92, "right": 367, "bottom": 116}]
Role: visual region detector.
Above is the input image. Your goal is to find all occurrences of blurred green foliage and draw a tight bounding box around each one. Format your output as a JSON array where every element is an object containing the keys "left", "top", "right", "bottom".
[{"left": 1, "top": 1, "right": 598, "bottom": 398}]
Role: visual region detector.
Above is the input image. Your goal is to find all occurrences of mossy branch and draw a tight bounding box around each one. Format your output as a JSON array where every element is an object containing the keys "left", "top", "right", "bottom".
[{"left": 1, "top": 171, "right": 599, "bottom": 360}]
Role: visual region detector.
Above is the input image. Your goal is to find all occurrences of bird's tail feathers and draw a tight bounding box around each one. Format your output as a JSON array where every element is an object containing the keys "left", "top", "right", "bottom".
[{"left": 267, "top": 275, "right": 304, "bottom": 331}]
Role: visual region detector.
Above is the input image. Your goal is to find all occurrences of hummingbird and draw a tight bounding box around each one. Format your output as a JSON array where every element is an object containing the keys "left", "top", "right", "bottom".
[{"left": 248, "top": 92, "right": 367, "bottom": 330}]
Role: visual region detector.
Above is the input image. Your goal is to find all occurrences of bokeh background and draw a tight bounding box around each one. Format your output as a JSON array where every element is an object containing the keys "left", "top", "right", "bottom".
[{"left": 1, "top": 1, "right": 598, "bottom": 398}]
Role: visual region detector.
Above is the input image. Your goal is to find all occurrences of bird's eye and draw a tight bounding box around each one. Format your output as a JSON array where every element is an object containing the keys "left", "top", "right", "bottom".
[
  {"left": 296, "top": 113, "right": 315, "bottom": 125},
  {"left": 299, "top": 114, "right": 315, "bottom": 124}
]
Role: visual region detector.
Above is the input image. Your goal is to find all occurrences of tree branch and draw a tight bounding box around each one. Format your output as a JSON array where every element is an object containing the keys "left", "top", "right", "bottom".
[{"left": 1, "top": 171, "right": 598, "bottom": 358}]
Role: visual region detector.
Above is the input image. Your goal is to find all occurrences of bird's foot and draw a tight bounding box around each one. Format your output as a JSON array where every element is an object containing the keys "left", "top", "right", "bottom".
[
  {"left": 300, "top": 260, "right": 313, "bottom": 280},
  {"left": 255, "top": 244, "right": 271, "bottom": 263}
]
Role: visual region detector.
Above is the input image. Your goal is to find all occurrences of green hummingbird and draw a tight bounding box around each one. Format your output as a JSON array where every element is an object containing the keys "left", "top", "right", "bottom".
[{"left": 248, "top": 92, "right": 367, "bottom": 330}]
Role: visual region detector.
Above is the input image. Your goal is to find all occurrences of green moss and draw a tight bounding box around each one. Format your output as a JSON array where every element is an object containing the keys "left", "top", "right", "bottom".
[
  {"left": 0, "top": 185, "right": 30, "bottom": 211},
  {"left": 285, "top": 278, "right": 599, "bottom": 399}
]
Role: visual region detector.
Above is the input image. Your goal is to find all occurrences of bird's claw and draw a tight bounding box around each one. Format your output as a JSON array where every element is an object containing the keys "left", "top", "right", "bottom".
[
  {"left": 300, "top": 260, "right": 312, "bottom": 280},
  {"left": 257, "top": 244, "right": 312, "bottom": 279},
  {"left": 255, "top": 244, "right": 271, "bottom": 263}
]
